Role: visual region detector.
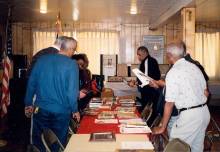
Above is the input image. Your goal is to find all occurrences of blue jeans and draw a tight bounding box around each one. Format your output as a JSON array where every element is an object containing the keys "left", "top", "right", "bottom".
[{"left": 32, "top": 107, "right": 71, "bottom": 152}]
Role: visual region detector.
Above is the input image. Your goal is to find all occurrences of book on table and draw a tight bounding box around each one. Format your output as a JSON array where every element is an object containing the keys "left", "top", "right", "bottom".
[
  {"left": 89, "top": 132, "right": 116, "bottom": 142},
  {"left": 115, "top": 107, "right": 136, "bottom": 113},
  {"left": 98, "top": 111, "right": 115, "bottom": 119},
  {"left": 118, "top": 99, "right": 135, "bottom": 104},
  {"left": 117, "top": 112, "right": 138, "bottom": 119}
]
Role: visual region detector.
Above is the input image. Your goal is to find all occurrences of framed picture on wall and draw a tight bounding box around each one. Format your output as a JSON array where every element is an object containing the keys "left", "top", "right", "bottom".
[
  {"left": 143, "top": 35, "right": 165, "bottom": 64},
  {"left": 100, "top": 54, "right": 118, "bottom": 80}
]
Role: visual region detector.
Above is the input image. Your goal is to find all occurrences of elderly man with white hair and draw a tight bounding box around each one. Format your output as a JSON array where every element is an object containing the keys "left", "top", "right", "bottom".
[{"left": 152, "top": 42, "right": 210, "bottom": 152}]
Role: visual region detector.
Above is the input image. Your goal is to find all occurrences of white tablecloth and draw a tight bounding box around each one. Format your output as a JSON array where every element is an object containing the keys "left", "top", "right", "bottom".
[{"left": 104, "top": 82, "right": 140, "bottom": 97}]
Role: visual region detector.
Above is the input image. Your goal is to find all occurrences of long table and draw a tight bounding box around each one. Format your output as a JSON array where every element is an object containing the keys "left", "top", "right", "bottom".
[
  {"left": 65, "top": 134, "right": 152, "bottom": 152},
  {"left": 65, "top": 95, "right": 154, "bottom": 151},
  {"left": 77, "top": 114, "right": 120, "bottom": 134}
]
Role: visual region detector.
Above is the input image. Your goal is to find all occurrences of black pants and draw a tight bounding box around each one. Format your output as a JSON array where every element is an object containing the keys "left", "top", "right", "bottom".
[{"left": 140, "top": 86, "right": 159, "bottom": 126}]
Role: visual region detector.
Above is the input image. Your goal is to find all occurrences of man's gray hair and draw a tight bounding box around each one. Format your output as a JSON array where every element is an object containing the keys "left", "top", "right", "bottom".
[
  {"left": 60, "top": 37, "right": 77, "bottom": 51},
  {"left": 54, "top": 36, "right": 69, "bottom": 48},
  {"left": 166, "top": 41, "right": 185, "bottom": 58}
]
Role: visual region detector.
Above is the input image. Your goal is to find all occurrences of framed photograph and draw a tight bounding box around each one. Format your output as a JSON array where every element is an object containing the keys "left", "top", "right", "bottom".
[{"left": 100, "top": 54, "right": 118, "bottom": 80}]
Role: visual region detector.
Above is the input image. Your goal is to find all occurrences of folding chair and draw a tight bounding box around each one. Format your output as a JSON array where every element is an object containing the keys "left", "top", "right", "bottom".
[
  {"left": 163, "top": 138, "right": 191, "bottom": 152},
  {"left": 150, "top": 114, "right": 162, "bottom": 128},
  {"left": 68, "top": 118, "right": 79, "bottom": 134},
  {"left": 205, "top": 117, "right": 220, "bottom": 151},
  {"left": 152, "top": 133, "right": 169, "bottom": 152},
  {"left": 41, "top": 129, "right": 65, "bottom": 152},
  {"left": 26, "top": 144, "right": 40, "bottom": 152},
  {"left": 141, "top": 102, "right": 153, "bottom": 122}
]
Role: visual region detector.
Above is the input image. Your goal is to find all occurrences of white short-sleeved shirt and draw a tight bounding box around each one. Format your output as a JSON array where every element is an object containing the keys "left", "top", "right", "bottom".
[{"left": 165, "top": 58, "right": 207, "bottom": 109}]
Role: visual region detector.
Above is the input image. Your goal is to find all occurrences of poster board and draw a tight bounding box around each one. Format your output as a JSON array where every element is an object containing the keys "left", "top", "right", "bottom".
[
  {"left": 100, "top": 54, "right": 118, "bottom": 80},
  {"left": 143, "top": 35, "right": 164, "bottom": 64},
  {"left": 117, "top": 64, "right": 128, "bottom": 77}
]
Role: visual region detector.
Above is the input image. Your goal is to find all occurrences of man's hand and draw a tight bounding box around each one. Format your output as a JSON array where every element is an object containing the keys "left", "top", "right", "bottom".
[
  {"left": 149, "top": 79, "right": 159, "bottom": 88},
  {"left": 204, "top": 89, "right": 209, "bottom": 97},
  {"left": 152, "top": 126, "right": 166, "bottom": 134},
  {"left": 79, "top": 90, "right": 87, "bottom": 99},
  {"left": 72, "top": 112, "right": 80, "bottom": 122},
  {"left": 128, "top": 80, "right": 137, "bottom": 87},
  {"left": 24, "top": 106, "right": 34, "bottom": 118}
]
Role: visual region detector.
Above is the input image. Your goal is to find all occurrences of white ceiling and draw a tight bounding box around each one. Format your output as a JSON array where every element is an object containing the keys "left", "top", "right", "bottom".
[{"left": 0, "top": 0, "right": 219, "bottom": 25}]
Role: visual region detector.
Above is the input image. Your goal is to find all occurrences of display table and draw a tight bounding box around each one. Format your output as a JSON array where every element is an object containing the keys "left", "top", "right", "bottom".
[
  {"left": 65, "top": 134, "right": 153, "bottom": 152},
  {"left": 105, "top": 82, "right": 140, "bottom": 97},
  {"left": 77, "top": 114, "right": 120, "bottom": 134}
]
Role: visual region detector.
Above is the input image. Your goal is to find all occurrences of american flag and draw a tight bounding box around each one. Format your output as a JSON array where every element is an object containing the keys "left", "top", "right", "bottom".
[
  {"left": 1, "top": 8, "right": 12, "bottom": 117},
  {"left": 1, "top": 56, "right": 11, "bottom": 117}
]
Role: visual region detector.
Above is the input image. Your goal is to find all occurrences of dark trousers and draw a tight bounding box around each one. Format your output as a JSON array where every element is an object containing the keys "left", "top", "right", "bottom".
[
  {"left": 32, "top": 108, "right": 70, "bottom": 152},
  {"left": 140, "top": 86, "right": 159, "bottom": 126}
]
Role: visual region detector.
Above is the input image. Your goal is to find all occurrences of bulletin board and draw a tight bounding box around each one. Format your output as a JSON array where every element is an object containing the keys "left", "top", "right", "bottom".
[{"left": 143, "top": 35, "right": 164, "bottom": 64}]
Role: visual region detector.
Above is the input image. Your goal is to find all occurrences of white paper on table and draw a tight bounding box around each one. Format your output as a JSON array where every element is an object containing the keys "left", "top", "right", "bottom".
[
  {"left": 121, "top": 141, "right": 154, "bottom": 150},
  {"left": 95, "top": 119, "right": 118, "bottom": 124},
  {"left": 132, "top": 68, "right": 153, "bottom": 88},
  {"left": 119, "top": 125, "right": 152, "bottom": 134},
  {"left": 119, "top": 119, "right": 146, "bottom": 125}
]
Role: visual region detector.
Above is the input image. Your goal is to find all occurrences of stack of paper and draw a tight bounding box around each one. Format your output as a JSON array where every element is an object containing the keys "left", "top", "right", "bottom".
[
  {"left": 98, "top": 111, "right": 115, "bottom": 119},
  {"left": 89, "top": 98, "right": 102, "bottom": 108},
  {"left": 132, "top": 68, "right": 153, "bottom": 88},
  {"left": 118, "top": 99, "right": 135, "bottom": 104},
  {"left": 119, "top": 123, "right": 151, "bottom": 134},
  {"left": 119, "top": 118, "right": 146, "bottom": 126},
  {"left": 100, "top": 101, "right": 113, "bottom": 109},
  {"left": 115, "top": 107, "right": 136, "bottom": 113},
  {"left": 120, "top": 141, "right": 154, "bottom": 150},
  {"left": 95, "top": 119, "right": 118, "bottom": 124},
  {"left": 118, "top": 99, "right": 135, "bottom": 107},
  {"left": 117, "top": 113, "right": 138, "bottom": 119}
]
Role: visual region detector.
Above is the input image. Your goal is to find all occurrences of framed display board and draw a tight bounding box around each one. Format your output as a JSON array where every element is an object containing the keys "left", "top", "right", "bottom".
[
  {"left": 100, "top": 54, "right": 118, "bottom": 80},
  {"left": 143, "top": 35, "right": 164, "bottom": 64}
]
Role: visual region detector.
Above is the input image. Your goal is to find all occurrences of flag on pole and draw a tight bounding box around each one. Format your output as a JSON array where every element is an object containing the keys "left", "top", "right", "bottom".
[
  {"left": 1, "top": 7, "right": 12, "bottom": 117},
  {"left": 1, "top": 55, "right": 11, "bottom": 117},
  {"left": 55, "top": 12, "right": 63, "bottom": 38}
]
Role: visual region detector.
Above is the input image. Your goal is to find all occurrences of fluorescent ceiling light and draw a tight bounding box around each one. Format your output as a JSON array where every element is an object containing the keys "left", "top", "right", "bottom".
[
  {"left": 40, "top": 0, "right": 47, "bottom": 14},
  {"left": 72, "top": 8, "right": 79, "bottom": 21},
  {"left": 72, "top": 0, "right": 79, "bottom": 21},
  {"left": 130, "top": 0, "right": 137, "bottom": 15}
]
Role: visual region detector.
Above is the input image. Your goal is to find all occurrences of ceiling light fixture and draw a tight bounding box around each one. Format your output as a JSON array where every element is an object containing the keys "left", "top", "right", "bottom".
[
  {"left": 130, "top": 0, "right": 137, "bottom": 15},
  {"left": 72, "top": 8, "right": 79, "bottom": 21},
  {"left": 40, "top": 0, "right": 47, "bottom": 14}
]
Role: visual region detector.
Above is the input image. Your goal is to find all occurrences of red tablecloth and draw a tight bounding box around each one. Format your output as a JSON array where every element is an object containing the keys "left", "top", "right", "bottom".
[
  {"left": 77, "top": 114, "right": 120, "bottom": 134},
  {"left": 77, "top": 104, "right": 141, "bottom": 134}
]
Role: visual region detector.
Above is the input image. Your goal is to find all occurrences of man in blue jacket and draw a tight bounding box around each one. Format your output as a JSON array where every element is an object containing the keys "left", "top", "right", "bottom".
[{"left": 24, "top": 37, "right": 79, "bottom": 152}]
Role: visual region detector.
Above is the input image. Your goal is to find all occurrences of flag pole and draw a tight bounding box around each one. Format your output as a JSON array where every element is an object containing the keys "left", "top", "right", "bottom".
[
  {"left": 0, "top": 5, "right": 12, "bottom": 148},
  {"left": 55, "top": 11, "right": 63, "bottom": 39}
]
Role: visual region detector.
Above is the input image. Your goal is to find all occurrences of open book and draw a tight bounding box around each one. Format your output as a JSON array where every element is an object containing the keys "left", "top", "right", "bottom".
[{"left": 132, "top": 68, "right": 153, "bottom": 88}]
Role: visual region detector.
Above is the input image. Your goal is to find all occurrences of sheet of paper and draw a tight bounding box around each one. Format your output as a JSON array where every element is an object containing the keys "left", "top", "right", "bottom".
[
  {"left": 121, "top": 141, "right": 154, "bottom": 150},
  {"left": 132, "top": 68, "right": 153, "bottom": 88},
  {"left": 119, "top": 118, "right": 144, "bottom": 124},
  {"left": 119, "top": 125, "right": 152, "bottom": 134},
  {"left": 95, "top": 119, "right": 118, "bottom": 124}
]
